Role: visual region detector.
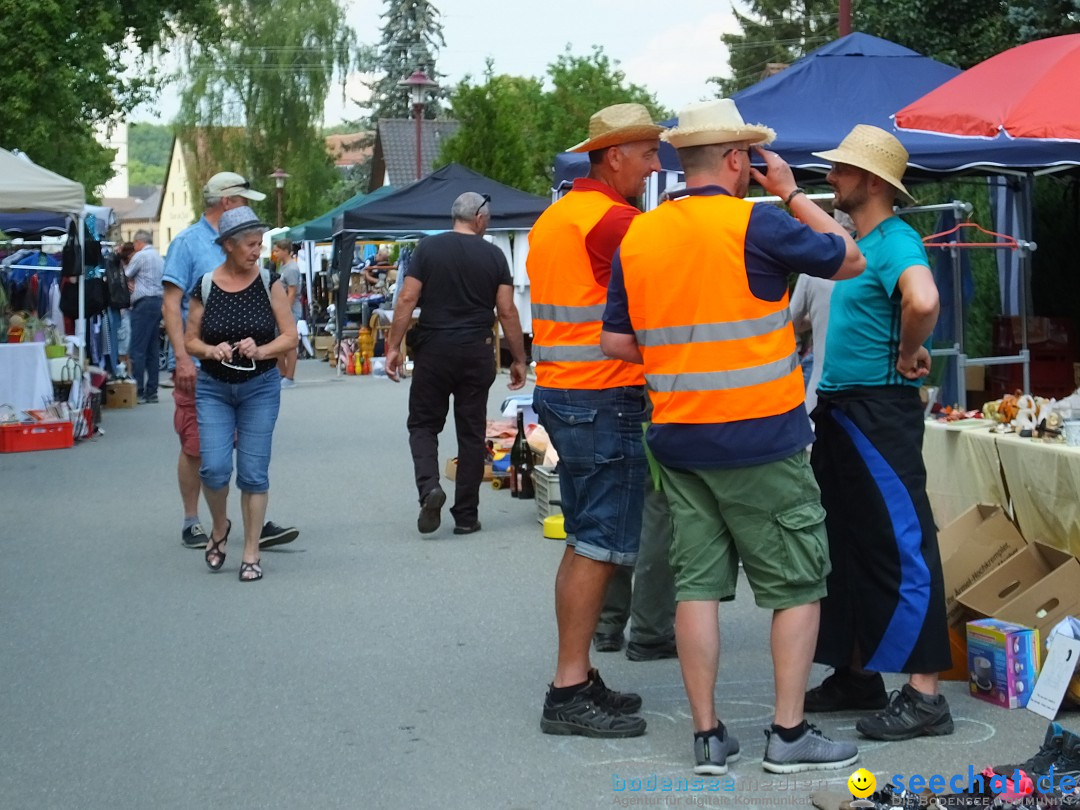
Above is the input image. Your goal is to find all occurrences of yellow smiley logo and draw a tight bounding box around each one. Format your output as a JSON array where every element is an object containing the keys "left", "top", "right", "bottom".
[{"left": 848, "top": 768, "right": 876, "bottom": 798}]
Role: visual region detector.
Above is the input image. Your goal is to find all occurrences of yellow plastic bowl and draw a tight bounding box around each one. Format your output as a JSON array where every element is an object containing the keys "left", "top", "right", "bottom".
[{"left": 543, "top": 513, "right": 566, "bottom": 540}]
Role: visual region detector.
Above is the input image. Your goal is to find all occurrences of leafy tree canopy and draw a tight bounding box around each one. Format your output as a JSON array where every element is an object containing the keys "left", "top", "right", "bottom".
[
  {"left": 0, "top": 0, "right": 216, "bottom": 193},
  {"left": 175, "top": 0, "right": 354, "bottom": 224},
  {"left": 438, "top": 47, "right": 668, "bottom": 195}
]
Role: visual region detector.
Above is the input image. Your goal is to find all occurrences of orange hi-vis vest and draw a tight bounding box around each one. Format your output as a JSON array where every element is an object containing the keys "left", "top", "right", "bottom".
[
  {"left": 618, "top": 193, "right": 805, "bottom": 425},
  {"left": 527, "top": 188, "right": 645, "bottom": 390}
]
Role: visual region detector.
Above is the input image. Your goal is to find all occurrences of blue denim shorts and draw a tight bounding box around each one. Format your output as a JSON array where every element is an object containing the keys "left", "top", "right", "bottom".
[
  {"left": 534, "top": 385, "right": 648, "bottom": 565},
  {"left": 195, "top": 368, "right": 281, "bottom": 492}
]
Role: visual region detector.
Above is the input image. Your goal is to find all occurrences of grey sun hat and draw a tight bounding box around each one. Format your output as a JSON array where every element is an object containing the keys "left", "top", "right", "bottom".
[{"left": 215, "top": 206, "right": 269, "bottom": 245}]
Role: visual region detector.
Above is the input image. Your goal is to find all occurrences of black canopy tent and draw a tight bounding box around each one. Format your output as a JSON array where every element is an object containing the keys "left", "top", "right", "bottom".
[{"left": 330, "top": 163, "right": 549, "bottom": 342}]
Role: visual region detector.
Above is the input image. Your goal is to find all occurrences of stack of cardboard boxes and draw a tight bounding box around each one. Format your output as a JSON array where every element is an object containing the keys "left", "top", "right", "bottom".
[{"left": 939, "top": 503, "right": 1080, "bottom": 709}]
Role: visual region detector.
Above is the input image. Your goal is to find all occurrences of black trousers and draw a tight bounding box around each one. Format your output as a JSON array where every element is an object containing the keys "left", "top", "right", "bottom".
[{"left": 407, "top": 340, "right": 497, "bottom": 525}]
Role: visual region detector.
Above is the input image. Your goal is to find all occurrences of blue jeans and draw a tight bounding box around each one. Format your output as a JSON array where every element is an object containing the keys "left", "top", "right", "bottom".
[
  {"left": 533, "top": 385, "right": 648, "bottom": 565},
  {"left": 195, "top": 368, "right": 281, "bottom": 493},
  {"left": 129, "top": 296, "right": 162, "bottom": 397}
]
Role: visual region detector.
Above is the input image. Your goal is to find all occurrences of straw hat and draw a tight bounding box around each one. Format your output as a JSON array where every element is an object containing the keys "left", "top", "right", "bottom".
[
  {"left": 662, "top": 99, "right": 776, "bottom": 149},
  {"left": 567, "top": 103, "right": 667, "bottom": 153},
  {"left": 812, "top": 125, "right": 914, "bottom": 203},
  {"left": 215, "top": 206, "right": 269, "bottom": 244}
]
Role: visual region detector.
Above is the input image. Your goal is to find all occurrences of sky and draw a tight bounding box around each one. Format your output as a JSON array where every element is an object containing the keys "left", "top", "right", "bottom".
[{"left": 133, "top": 0, "right": 743, "bottom": 126}]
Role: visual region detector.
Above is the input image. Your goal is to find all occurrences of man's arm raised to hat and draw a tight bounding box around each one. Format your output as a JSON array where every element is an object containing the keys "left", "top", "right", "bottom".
[{"left": 749, "top": 147, "right": 865, "bottom": 281}]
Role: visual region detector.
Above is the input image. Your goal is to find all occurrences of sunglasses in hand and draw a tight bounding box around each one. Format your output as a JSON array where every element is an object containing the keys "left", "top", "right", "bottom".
[{"left": 220, "top": 343, "right": 256, "bottom": 372}]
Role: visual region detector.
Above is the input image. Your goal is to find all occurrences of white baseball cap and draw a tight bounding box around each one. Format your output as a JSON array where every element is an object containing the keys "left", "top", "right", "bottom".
[{"left": 203, "top": 171, "right": 267, "bottom": 202}]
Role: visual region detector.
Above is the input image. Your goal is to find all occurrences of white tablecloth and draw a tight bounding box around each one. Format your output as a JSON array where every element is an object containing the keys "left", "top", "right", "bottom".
[{"left": 0, "top": 343, "right": 53, "bottom": 414}]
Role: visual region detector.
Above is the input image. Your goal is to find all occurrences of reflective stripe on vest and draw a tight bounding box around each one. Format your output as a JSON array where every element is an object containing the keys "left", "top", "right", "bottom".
[
  {"left": 618, "top": 194, "right": 805, "bottom": 425},
  {"left": 527, "top": 188, "right": 644, "bottom": 390}
]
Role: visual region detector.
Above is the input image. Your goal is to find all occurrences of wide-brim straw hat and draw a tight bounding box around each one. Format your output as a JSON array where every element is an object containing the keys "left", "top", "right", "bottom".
[
  {"left": 567, "top": 103, "right": 667, "bottom": 153},
  {"left": 812, "top": 124, "right": 915, "bottom": 203},
  {"left": 662, "top": 99, "right": 776, "bottom": 149}
]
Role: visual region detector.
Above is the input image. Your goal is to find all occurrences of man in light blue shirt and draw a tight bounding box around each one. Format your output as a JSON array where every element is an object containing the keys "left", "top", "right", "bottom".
[
  {"left": 161, "top": 171, "right": 299, "bottom": 551},
  {"left": 126, "top": 229, "right": 165, "bottom": 403}
]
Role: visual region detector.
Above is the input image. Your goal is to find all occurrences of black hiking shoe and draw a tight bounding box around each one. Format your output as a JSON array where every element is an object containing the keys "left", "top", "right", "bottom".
[
  {"left": 855, "top": 684, "right": 954, "bottom": 741},
  {"left": 1049, "top": 729, "right": 1080, "bottom": 783},
  {"left": 994, "top": 722, "right": 1065, "bottom": 778},
  {"left": 627, "top": 637, "right": 677, "bottom": 662},
  {"left": 259, "top": 521, "right": 299, "bottom": 549},
  {"left": 417, "top": 487, "right": 445, "bottom": 534},
  {"left": 804, "top": 667, "right": 888, "bottom": 712},
  {"left": 586, "top": 668, "right": 642, "bottom": 714},
  {"left": 593, "top": 632, "right": 624, "bottom": 653},
  {"left": 540, "top": 682, "right": 646, "bottom": 739}
]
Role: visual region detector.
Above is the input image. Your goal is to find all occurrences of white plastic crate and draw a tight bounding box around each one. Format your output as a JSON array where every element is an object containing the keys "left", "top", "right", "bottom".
[{"left": 533, "top": 466, "right": 561, "bottom": 523}]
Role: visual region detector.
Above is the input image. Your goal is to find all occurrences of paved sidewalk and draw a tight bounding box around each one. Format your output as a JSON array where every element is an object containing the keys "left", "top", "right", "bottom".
[{"left": 0, "top": 359, "right": 1066, "bottom": 809}]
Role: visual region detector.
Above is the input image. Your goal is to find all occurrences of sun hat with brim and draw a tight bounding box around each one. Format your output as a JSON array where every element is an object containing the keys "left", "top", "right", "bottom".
[
  {"left": 812, "top": 124, "right": 915, "bottom": 203},
  {"left": 215, "top": 206, "right": 269, "bottom": 245},
  {"left": 566, "top": 103, "right": 667, "bottom": 153},
  {"left": 204, "top": 171, "right": 267, "bottom": 202},
  {"left": 662, "top": 99, "right": 776, "bottom": 149}
]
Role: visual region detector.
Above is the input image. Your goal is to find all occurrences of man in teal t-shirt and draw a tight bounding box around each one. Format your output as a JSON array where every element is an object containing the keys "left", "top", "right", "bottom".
[{"left": 803, "top": 125, "right": 954, "bottom": 744}]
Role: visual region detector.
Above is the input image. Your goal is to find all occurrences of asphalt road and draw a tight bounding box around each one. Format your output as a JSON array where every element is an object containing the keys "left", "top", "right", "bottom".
[{"left": 0, "top": 359, "right": 1069, "bottom": 809}]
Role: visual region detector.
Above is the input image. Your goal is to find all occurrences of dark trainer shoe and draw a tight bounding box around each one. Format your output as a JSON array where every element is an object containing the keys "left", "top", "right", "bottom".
[
  {"left": 1049, "top": 729, "right": 1080, "bottom": 782},
  {"left": 417, "top": 487, "right": 446, "bottom": 534},
  {"left": 181, "top": 524, "right": 208, "bottom": 549},
  {"left": 627, "top": 637, "right": 677, "bottom": 662},
  {"left": 453, "top": 522, "right": 481, "bottom": 535},
  {"left": 805, "top": 667, "right": 888, "bottom": 712},
  {"left": 586, "top": 668, "right": 642, "bottom": 714},
  {"left": 540, "top": 683, "right": 646, "bottom": 738},
  {"left": 855, "top": 684, "right": 954, "bottom": 741},
  {"left": 593, "top": 632, "right": 624, "bottom": 653},
  {"left": 994, "top": 722, "right": 1065, "bottom": 778},
  {"left": 694, "top": 724, "right": 741, "bottom": 775},
  {"left": 259, "top": 521, "right": 299, "bottom": 549}
]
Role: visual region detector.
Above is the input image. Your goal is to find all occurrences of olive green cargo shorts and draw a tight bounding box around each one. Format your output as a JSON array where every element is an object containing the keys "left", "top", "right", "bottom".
[{"left": 659, "top": 452, "right": 830, "bottom": 610}]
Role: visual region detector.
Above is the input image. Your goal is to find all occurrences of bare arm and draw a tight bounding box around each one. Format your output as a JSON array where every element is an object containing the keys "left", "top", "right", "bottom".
[
  {"left": 495, "top": 284, "right": 527, "bottom": 390},
  {"left": 749, "top": 147, "right": 865, "bottom": 281},
  {"left": 385, "top": 276, "right": 421, "bottom": 382},
  {"left": 895, "top": 264, "right": 940, "bottom": 380},
  {"left": 163, "top": 282, "right": 197, "bottom": 394},
  {"left": 600, "top": 330, "right": 643, "bottom": 364}
]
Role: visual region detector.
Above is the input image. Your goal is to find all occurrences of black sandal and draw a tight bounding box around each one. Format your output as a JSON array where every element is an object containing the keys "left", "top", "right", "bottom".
[
  {"left": 239, "top": 559, "right": 262, "bottom": 582},
  {"left": 204, "top": 520, "right": 231, "bottom": 571}
]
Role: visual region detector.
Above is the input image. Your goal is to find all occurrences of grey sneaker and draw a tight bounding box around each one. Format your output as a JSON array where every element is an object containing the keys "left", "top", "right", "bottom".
[
  {"left": 763, "top": 724, "right": 858, "bottom": 774},
  {"left": 694, "top": 724, "right": 741, "bottom": 775},
  {"left": 181, "top": 524, "right": 208, "bottom": 549}
]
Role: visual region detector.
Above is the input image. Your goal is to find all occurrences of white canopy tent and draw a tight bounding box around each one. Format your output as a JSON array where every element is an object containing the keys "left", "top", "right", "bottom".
[
  {"left": 0, "top": 147, "right": 88, "bottom": 362},
  {"left": 0, "top": 148, "right": 84, "bottom": 214}
]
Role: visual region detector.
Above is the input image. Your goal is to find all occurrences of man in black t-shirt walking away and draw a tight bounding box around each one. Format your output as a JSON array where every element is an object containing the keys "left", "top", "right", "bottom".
[{"left": 386, "top": 192, "right": 529, "bottom": 536}]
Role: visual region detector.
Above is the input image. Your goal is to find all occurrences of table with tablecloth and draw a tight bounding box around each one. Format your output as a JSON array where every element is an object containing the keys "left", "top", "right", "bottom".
[
  {"left": 0, "top": 343, "right": 53, "bottom": 414},
  {"left": 923, "top": 419, "right": 1080, "bottom": 557}
]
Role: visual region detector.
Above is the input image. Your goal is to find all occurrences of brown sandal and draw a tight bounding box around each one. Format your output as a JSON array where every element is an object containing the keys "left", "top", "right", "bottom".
[
  {"left": 239, "top": 559, "right": 262, "bottom": 582},
  {"left": 204, "top": 520, "right": 231, "bottom": 571}
]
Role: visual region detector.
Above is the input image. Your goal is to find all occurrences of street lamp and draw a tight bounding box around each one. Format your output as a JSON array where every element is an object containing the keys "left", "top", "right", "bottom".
[
  {"left": 397, "top": 68, "right": 439, "bottom": 179},
  {"left": 268, "top": 167, "right": 291, "bottom": 227}
]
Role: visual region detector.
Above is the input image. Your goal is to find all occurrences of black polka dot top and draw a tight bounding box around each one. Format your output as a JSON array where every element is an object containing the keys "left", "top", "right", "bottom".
[{"left": 192, "top": 272, "right": 280, "bottom": 383}]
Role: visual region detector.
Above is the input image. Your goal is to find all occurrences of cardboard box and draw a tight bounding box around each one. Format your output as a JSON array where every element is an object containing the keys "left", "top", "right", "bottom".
[
  {"left": 967, "top": 618, "right": 1040, "bottom": 708},
  {"left": 939, "top": 504, "right": 1027, "bottom": 626},
  {"left": 443, "top": 458, "right": 494, "bottom": 482},
  {"left": 957, "top": 540, "right": 1080, "bottom": 639},
  {"left": 313, "top": 335, "right": 333, "bottom": 353},
  {"left": 104, "top": 380, "right": 137, "bottom": 409}
]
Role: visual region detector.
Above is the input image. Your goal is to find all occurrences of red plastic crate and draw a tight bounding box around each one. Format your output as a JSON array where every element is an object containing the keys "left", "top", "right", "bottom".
[{"left": 0, "top": 421, "right": 74, "bottom": 453}]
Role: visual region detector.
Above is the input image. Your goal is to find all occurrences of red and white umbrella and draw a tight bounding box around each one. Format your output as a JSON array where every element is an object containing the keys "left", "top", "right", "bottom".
[{"left": 894, "top": 34, "right": 1080, "bottom": 141}]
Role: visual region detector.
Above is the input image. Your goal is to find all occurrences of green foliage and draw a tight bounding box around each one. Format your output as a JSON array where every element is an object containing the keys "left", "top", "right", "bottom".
[
  {"left": 357, "top": 0, "right": 446, "bottom": 124},
  {"left": 710, "top": 0, "right": 837, "bottom": 96},
  {"left": 437, "top": 62, "right": 546, "bottom": 194},
  {"left": 438, "top": 47, "right": 668, "bottom": 195},
  {"left": 175, "top": 0, "right": 355, "bottom": 224},
  {"left": 129, "top": 123, "right": 173, "bottom": 168},
  {"left": 128, "top": 159, "right": 166, "bottom": 187},
  {"left": 0, "top": 0, "right": 216, "bottom": 193}
]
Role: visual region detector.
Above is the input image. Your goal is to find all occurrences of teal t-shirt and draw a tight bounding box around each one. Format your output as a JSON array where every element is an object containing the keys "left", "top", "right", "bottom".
[{"left": 819, "top": 216, "right": 930, "bottom": 391}]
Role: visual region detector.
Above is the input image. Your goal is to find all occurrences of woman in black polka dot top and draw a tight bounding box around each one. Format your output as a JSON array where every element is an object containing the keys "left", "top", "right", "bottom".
[{"left": 184, "top": 206, "right": 298, "bottom": 583}]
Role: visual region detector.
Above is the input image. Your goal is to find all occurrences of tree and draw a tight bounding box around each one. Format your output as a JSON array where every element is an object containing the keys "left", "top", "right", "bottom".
[
  {"left": 437, "top": 47, "right": 668, "bottom": 195},
  {"left": 710, "top": 0, "right": 837, "bottom": 97},
  {"left": 175, "top": 0, "right": 354, "bottom": 223},
  {"left": 357, "top": 0, "right": 446, "bottom": 123},
  {"left": 437, "top": 63, "right": 546, "bottom": 193},
  {"left": 0, "top": 0, "right": 216, "bottom": 193}
]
